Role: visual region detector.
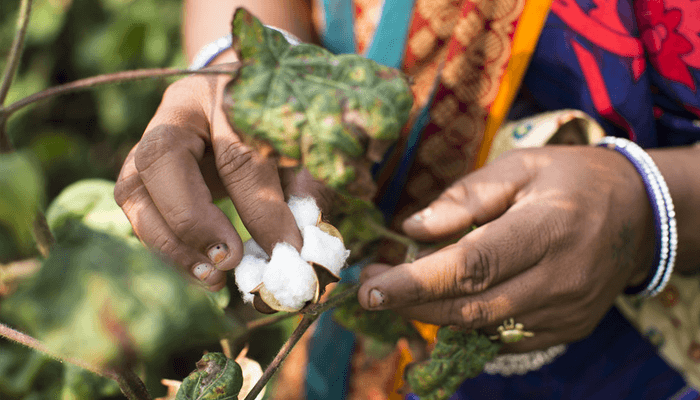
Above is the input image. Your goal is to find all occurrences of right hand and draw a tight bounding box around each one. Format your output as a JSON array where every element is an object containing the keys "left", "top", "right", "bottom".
[{"left": 115, "top": 65, "right": 333, "bottom": 291}]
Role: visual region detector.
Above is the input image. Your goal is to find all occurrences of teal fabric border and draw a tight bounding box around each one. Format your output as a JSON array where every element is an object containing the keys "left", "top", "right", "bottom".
[
  {"left": 320, "top": 0, "right": 356, "bottom": 54},
  {"left": 365, "top": 0, "right": 416, "bottom": 68}
]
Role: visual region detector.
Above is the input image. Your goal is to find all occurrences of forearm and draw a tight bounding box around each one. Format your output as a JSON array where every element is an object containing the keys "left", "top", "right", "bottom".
[
  {"left": 182, "top": 0, "right": 315, "bottom": 65},
  {"left": 649, "top": 144, "right": 700, "bottom": 273}
]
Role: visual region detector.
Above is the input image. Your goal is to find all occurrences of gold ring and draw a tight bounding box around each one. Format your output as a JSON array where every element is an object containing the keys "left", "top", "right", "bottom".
[{"left": 489, "top": 318, "right": 535, "bottom": 343}]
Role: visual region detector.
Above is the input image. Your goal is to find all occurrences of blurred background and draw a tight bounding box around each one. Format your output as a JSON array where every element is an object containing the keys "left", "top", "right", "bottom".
[
  {"left": 1, "top": 0, "right": 185, "bottom": 201},
  {"left": 1, "top": 2, "right": 296, "bottom": 399}
]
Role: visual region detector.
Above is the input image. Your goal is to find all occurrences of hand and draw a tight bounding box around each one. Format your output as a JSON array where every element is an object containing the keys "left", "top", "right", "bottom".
[
  {"left": 358, "top": 146, "right": 655, "bottom": 352},
  {"left": 115, "top": 65, "right": 332, "bottom": 291}
]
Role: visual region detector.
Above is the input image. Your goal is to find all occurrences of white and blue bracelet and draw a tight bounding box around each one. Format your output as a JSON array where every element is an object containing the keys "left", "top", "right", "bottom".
[
  {"left": 189, "top": 27, "right": 302, "bottom": 70},
  {"left": 597, "top": 136, "right": 677, "bottom": 298}
]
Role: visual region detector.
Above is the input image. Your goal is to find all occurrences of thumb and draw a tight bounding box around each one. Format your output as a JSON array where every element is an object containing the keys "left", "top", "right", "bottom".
[{"left": 402, "top": 156, "right": 533, "bottom": 242}]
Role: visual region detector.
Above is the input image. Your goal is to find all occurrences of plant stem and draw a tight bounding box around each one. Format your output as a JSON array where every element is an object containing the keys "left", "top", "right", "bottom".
[
  {"left": 0, "top": 323, "right": 151, "bottom": 400},
  {"left": 364, "top": 217, "right": 420, "bottom": 263},
  {"left": 0, "top": 0, "right": 33, "bottom": 106},
  {"left": 243, "top": 315, "right": 315, "bottom": 400},
  {"left": 242, "top": 284, "right": 359, "bottom": 400},
  {"left": 245, "top": 312, "right": 297, "bottom": 331},
  {"left": 0, "top": 322, "right": 104, "bottom": 377},
  {"left": 1, "top": 68, "right": 233, "bottom": 118},
  {"left": 106, "top": 367, "right": 153, "bottom": 400}
]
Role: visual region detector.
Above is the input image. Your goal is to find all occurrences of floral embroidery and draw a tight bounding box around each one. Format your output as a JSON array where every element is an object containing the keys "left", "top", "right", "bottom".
[{"left": 635, "top": 0, "right": 696, "bottom": 91}]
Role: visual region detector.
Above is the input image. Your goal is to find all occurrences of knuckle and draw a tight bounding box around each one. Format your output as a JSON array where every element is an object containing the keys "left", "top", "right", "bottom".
[
  {"left": 458, "top": 300, "right": 490, "bottom": 329},
  {"left": 459, "top": 243, "right": 496, "bottom": 293},
  {"left": 134, "top": 130, "right": 178, "bottom": 173},
  {"left": 217, "top": 141, "right": 257, "bottom": 184},
  {"left": 168, "top": 208, "right": 202, "bottom": 238}
]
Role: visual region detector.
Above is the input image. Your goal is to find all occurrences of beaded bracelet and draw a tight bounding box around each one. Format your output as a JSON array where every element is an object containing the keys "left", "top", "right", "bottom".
[
  {"left": 189, "top": 27, "right": 302, "bottom": 70},
  {"left": 597, "top": 136, "right": 677, "bottom": 297}
]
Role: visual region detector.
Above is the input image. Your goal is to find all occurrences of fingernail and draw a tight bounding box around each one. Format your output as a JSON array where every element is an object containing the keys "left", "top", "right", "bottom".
[
  {"left": 208, "top": 243, "right": 229, "bottom": 264},
  {"left": 368, "top": 289, "right": 385, "bottom": 308},
  {"left": 193, "top": 263, "right": 213, "bottom": 281},
  {"left": 411, "top": 207, "right": 432, "bottom": 222}
]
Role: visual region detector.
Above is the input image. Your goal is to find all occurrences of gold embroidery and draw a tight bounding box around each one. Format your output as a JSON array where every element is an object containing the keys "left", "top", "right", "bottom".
[
  {"left": 409, "top": 27, "right": 438, "bottom": 61},
  {"left": 430, "top": 95, "right": 459, "bottom": 127}
]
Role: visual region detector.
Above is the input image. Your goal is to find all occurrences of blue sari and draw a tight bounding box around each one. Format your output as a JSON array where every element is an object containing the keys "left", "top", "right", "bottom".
[{"left": 306, "top": 0, "right": 700, "bottom": 398}]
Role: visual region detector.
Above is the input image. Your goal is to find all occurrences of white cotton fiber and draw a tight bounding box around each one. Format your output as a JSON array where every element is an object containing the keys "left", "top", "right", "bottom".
[
  {"left": 262, "top": 242, "right": 317, "bottom": 310},
  {"left": 287, "top": 196, "right": 321, "bottom": 230},
  {"left": 300, "top": 225, "right": 350, "bottom": 275},
  {"left": 234, "top": 255, "right": 267, "bottom": 303},
  {"left": 243, "top": 238, "right": 269, "bottom": 260}
]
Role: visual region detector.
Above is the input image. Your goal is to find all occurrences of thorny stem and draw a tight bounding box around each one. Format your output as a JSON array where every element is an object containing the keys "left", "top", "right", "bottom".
[
  {"left": 243, "top": 283, "right": 360, "bottom": 400},
  {"left": 1, "top": 68, "right": 233, "bottom": 118},
  {"left": 0, "top": 0, "right": 33, "bottom": 106},
  {"left": 0, "top": 323, "right": 151, "bottom": 400}
]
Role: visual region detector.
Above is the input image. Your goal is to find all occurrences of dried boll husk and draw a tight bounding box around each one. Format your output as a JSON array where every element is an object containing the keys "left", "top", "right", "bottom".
[{"left": 250, "top": 214, "right": 345, "bottom": 314}]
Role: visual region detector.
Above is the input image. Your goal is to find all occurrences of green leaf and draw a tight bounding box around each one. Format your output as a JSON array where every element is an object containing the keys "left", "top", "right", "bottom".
[
  {"left": 405, "top": 328, "right": 501, "bottom": 400},
  {"left": 176, "top": 353, "right": 243, "bottom": 400},
  {"left": 0, "top": 222, "right": 229, "bottom": 370},
  {"left": 45, "top": 179, "right": 134, "bottom": 241},
  {"left": 0, "top": 152, "right": 44, "bottom": 262},
  {"left": 224, "top": 8, "right": 413, "bottom": 197}
]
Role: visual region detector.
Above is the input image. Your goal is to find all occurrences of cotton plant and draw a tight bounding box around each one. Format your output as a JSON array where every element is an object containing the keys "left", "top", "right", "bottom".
[{"left": 234, "top": 196, "right": 351, "bottom": 313}]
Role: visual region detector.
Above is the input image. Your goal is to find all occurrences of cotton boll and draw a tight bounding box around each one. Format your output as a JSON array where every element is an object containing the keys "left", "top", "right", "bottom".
[
  {"left": 243, "top": 238, "right": 269, "bottom": 260},
  {"left": 234, "top": 255, "right": 267, "bottom": 303},
  {"left": 262, "top": 242, "right": 317, "bottom": 310},
  {"left": 300, "top": 225, "right": 350, "bottom": 275},
  {"left": 287, "top": 196, "right": 320, "bottom": 230}
]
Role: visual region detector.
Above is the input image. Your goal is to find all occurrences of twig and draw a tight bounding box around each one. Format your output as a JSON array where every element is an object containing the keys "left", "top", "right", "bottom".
[
  {"left": 0, "top": 0, "right": 33, "bottom": 106},
  {"left": 243, "top": 315, "right": 315, "bottom": 400},
  {"left": 242, "top": 283, "right": 360, "bottom": 400},
  {"left": 364, "top": 218, "right": 420, "bottom": 263},
  {"left": 1, "top": 68, "right": 234, "bottom": 118},
  {"left": 245, "top": 312, "right": 297, "bottom": 331},
  {"left": 0, "top": 323, "right": 151, "bottom": 400},
  {"left": 0, "top": 322, "right": 105, "bottom": 377},
  {"left": 106, "top": 367, "right": 153, "bottom": 400}
]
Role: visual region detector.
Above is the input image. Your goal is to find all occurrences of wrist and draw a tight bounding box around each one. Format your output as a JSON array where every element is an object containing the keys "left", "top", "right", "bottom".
[{"left": 597, "top": 137, "right": 677, "bottom": 297}]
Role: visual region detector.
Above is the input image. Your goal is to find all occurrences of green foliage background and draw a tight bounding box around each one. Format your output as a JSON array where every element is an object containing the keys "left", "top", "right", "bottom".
[{"left": 1, "top": 0, "right": 185, "bottom": 201}]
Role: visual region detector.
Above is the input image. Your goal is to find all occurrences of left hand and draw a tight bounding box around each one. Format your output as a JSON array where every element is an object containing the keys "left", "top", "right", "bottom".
[{"left": 358, "top": 145, "right": 655, "bottom": 352}]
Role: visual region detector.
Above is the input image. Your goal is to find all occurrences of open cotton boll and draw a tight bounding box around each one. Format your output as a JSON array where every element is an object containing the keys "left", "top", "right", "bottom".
[
  {"left": 287, "top": 196, "right": 321, "bottom": 230},
  {"left": 262, "top": 242, "right": 317, "bottom": 310},
  {"left": 234, "top": 255, "right": 267, "bottom": 303},
  {"left": 300, "top": 225, "right": 350, "bottom": 275},
  {"left": 243, "top": 238, "right": 269, "bottom": 260}
]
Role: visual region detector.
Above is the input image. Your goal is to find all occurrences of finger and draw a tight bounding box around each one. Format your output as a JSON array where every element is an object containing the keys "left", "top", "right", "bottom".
[
  {"left": 279, "top": 168, "right": 335, "bottom": 215},
  {"left": 402, "top": 152, "right": 534, "bottom": 242},
  {"left": 381, "top": 263, "right": 548, "bottom": 330},
  {"left": 133, "top": 81, "right": 244, "bottom": 272},
  {"left": 359, "top": 204, "right": 550, "bottom": 310},
  {"left": 209, "top": 84, "right": 303, "bottom": 255},
  {"left": 359, "top": 263, "right": 392, "bottom": 283},
  {"left": 115, "top": 150, "right": 228, "bottom": 289}
]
